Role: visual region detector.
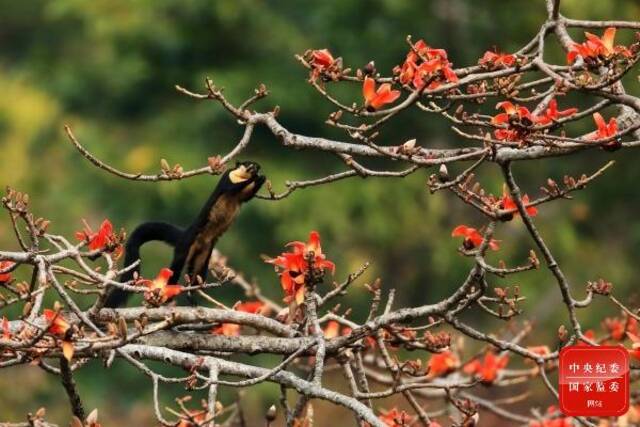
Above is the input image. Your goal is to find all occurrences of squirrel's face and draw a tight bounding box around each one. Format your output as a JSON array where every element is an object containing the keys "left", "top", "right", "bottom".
[
  {"left": 223, "top": 161, "right": 265, "bottom": 201},
  {"left": 228, "top": 161, "right": 261, "bottom": 184}
]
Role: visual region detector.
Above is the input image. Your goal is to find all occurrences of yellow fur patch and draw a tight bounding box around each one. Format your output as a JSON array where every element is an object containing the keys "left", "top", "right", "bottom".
[{"left": 229, "top": 166, "right": 251, "bottom": 183}]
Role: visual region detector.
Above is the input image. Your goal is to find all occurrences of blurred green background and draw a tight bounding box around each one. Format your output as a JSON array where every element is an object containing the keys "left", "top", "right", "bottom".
[{"left": 1, "top": 0, "right": 639, "bottom": 425}]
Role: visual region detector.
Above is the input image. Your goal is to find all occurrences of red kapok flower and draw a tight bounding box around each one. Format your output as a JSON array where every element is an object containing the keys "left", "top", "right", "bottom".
[
  {"left": 393, "top": 39, "right": 457, "bottom": 90},
  {"left": 235, "top": 300, "right": 267, "bottom": 315},
  {"left": 211, "top": 301, "right": 266, "bottom": 336},
  {"left": 463, "top": 351, "right": 509, "bottom": 384},
  {"left": 535, "top": 99, "right": 578, "bottom": 125},
  {"left": 43, "top": 309, "right": 71, "bottom": 336},
  {"left": 43, "top": 309, "right": 75, "bottom": 360},
  {"left": 591, "top": 112, "right": 618, "bottom": 140},
  {"left": 377, "top": 407, "right": 415, "bottom": 427},
  {"left": 139, "top": 268, "right": 183, "bottom": 305},
  {"left": 323, "top": 320, "right": 341, "bottom": 339},
  {"left": 427, "top": 350, "right": 460, "bottom": 378},
  {"left": 567, "top": 27, "right": 632, "bottom": 64},
  {"left": 589, "top": 27, "right": 633, "bottom": 57},
  {"left": 492, "top": 101, "right": 533, "bottom": 126},
  {"left": 494, "top": 128, "right": 522, "bottom": 142},
  {"left": 266, "top": 231, "right": 335, "bottom": 305},
  {"left": 602, "top": 316, "right": 636, "bottom": 341},
  {"left": 411, "top": 58, "right": 458, "bottom": 90},
  {"left": 500, "top": 186, "right": 538, "bottom": 217},
  {"left": 576, "top": 329, "right": 597, "bottom": 346},
  {"left": 411, "top": 39, "right": 449, "bottom": 62},
  {"left": 479, "top": 50, "right": 516, "bottom": 68},
  {"left": 176, "top": 409, "right": 208, "bottom": 427},
  {"left": 394, "top": 58, "right": 416, "bottom": 86},
  {"left": 2, "top": 317, "right": 10, "bottom": 340},
  {"left": 75, "top": 219, "right": 121, "bottom": 257},
  {"left": 607, "top": 318, "right": 626, "bottom": 341},
  {"left": 211, "top": 323, "right": 241, "bottom": 337},
  {"left": 394, "top": 40, "right": 434, "bottom": 86},
  {"left": 491, "top": 101, "right": 534, "bottom": 142},
  {"left": 451, "top": 225, "right": 500, "bottom": 251},
  {"left": 0, "top": 260, "right": 15, "bottom": 282},
  {"left": 363, "top": 77, "right": 401, "bottom": 111},
  {"left": 310, "top": 49, "right": 335, "bottom": 69},
  {"left": 75, "top": 219, "right": 112, "bottom": 250},
  {"left": 277, "top": 256, "right": 307, "bottom": 305},
  {"left": 286, "top": 231, "right": 335, "bottom": 272}
]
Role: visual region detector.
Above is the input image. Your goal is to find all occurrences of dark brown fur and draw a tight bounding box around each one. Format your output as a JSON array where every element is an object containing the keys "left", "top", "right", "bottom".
[
  {"left": 184, "top": 193, "right": 242, "bottom": 281},
  {"left": 103, "top": 161, "right": 265, "bottom": 307}
]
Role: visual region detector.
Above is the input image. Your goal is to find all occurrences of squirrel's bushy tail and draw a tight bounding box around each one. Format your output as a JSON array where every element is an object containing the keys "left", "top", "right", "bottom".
[{"left": 103, "top": 222, "right": 182, "bottom": 308}]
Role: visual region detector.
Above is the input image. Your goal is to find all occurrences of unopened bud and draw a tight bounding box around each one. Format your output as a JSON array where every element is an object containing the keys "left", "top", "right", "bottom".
[
  {"left": 363, "top": 61, "right": 376, "bottom": 76},
  {"left": 22, "top": 301, "right": 33, "bottom": 317},
  {"left": 558, "top": 325, "right": 568, "bottom": 342},
  {"left": 266, "top": 404, "right": 277, "bottom": 422},
  {"left": 438, "top": 164, "right": 449, "bottom": 182},
  {"left": 402, "top": 138, "right": 417, "bottom": 152}
]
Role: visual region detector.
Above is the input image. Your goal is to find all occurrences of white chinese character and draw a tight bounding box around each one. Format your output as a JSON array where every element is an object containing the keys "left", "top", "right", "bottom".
[
  {"left": 595, "top": 363, "right": 606, "bottom": 374},
  {"left": 583, "top": 382, "right": 592, "bottom": 392},
  {"left": 569, "top": 382, "right": 579, "bottom": 392},
  {"left": 583, "top": 363, "right": 593, "bottom": 374},
  {"left": 569, "top": 362, "right": 580, "bottom": 373},
  {"left": 609, "top": 363, "right": 620, "bottom": 374},
  {"left": 596, "top": 382, "right": 605, "bottom": 392},
  {"left": 609, "top": 381, "right": 620, "bottom": 393}
]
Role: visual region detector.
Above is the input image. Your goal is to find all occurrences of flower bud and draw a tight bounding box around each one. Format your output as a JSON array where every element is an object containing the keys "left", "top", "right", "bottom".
[
  {"left": 266, "top": 404, "right": 277, "bottom": 422},
  {"left": 438, "top": 164, "right": 449, "bottom": 182}
]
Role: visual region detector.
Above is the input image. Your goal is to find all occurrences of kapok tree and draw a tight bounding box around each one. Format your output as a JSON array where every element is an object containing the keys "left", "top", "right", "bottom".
[{"left": 2, "top": 0, "right": 640, "bottom": 426}]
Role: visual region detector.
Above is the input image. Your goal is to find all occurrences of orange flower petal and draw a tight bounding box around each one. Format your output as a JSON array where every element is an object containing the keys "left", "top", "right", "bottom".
[
  {"left": 363, "top": 77, "right": 376, "bottom": 103},
  {"left": 323, "top": 320, "right": 340, "bottom": 339},
  {"left": 162, "top": 285, "right": 183, "bottom": 300},
  {"left": 2, "top": 317, "right": 10, "bottom": 340},
  {"left": 308, "top": 230, "right": 321, "bottom": 253},
  {"left": 235, "top": 301, "right": 265, "bottom": 314},
  {"left": 451, "top": 225, "right": 472, "bottom": 237},
  {"left": 593, "top": 112, "right": 606, "bottom": 130},
  {"left": 62, "top": 340, "right": 75, "bottom": 361},
  {"left": 496, "top": 101, "right": 516, "bottom": 115},
  {"left": 491, "top": 113, "right": 509, "bottom": 125},
  {"left": 602, "top": 27, "right": 616, "bottom": 52}
]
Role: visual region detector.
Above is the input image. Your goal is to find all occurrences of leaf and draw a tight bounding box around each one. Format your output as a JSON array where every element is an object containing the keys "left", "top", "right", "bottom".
[{"left": 62, "top": 340, "right": 74, "bottom": 361}]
